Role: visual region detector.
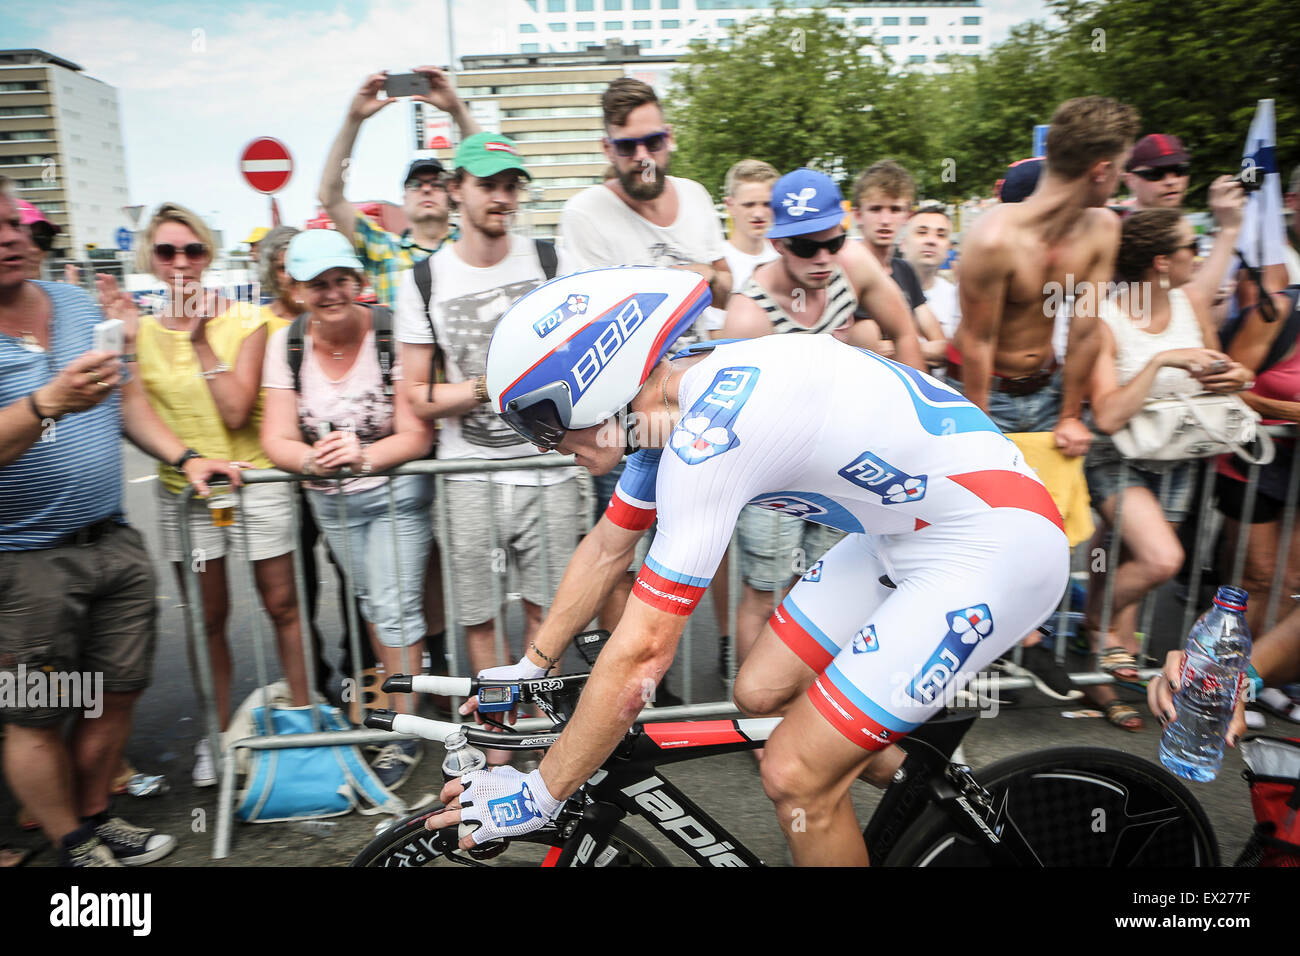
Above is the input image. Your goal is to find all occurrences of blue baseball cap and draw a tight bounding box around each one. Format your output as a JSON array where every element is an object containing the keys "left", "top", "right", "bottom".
[
  {"left": 768, "top": 168, "right": 845, "bottom": 238},
  {"left": 286, "top": 228, "right": 364, "bottom": 281},
  {"left": 998, "top": 157, "right": 1043, "bottom": 204}
]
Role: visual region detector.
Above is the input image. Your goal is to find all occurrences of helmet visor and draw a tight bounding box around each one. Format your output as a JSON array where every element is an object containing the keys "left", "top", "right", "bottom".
[{"left": 500, "top": 380, "right": 574, "bottom": 450}]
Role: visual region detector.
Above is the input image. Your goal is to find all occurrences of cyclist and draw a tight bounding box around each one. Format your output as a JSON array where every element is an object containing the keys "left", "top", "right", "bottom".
[{"left": 425, "top": 267, "right": 1070, "bottom": 865}]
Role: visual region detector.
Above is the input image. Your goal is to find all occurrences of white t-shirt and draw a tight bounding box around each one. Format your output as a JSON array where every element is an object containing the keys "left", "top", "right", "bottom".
[
  {"left": 923, "top": 275, "right": 961, "bottom": 340},
  {"left": 394, "top": 234, "right": 570, "bottom": 485},
  {"left": 559, "top": 176, "right": 726, "bottom": 339},
  {"left": 703, "top": 239, "right": 779, "bottom": 331}
]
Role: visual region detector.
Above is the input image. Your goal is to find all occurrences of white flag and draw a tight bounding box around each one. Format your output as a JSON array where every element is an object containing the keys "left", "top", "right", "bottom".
[{"left": 1237, "top": 99, "right": 1287, "bottom": 269}]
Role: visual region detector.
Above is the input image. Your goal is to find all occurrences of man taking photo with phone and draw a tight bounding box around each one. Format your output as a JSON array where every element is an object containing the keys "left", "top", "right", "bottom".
[{"left": 319, "top": 66, "right": 481, "bottom": 307}]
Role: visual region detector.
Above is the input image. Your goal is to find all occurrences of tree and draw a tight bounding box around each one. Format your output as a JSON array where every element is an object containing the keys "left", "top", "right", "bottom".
[{"left": 666, "top": 8, "right": 923, "bottom": 200}]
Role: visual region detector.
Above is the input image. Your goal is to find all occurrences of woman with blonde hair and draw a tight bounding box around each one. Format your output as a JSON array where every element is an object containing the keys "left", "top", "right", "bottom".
[{"left": 98, "top": 203, "right": 309, "bottom": 787}]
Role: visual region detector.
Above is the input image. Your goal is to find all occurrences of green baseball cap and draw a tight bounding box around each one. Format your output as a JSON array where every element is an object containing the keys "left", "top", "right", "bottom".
[{"left": 455, "top": 132, "right": 531, "bottom": 180}]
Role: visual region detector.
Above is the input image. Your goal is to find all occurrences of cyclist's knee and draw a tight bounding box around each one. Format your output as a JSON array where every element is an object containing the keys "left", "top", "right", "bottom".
[{"left": 732, "top": 670, "right": 797, "bottom": 718}]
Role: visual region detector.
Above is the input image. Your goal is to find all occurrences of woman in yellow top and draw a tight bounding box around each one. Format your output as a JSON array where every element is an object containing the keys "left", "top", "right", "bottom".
[{"left": 105, "top": 203, "right": 309, "bottom": 788}]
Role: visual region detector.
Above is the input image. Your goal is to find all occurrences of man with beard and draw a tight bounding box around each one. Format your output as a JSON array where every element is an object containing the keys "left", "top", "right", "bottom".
[
  {"left": 559, "top": 77, "right": 731, "bottom": 340},
  {"left": 555, "top": 78, "right": 731, "bottom": 663},
  {"left": 396, "top": 135, "right": 578, "bottom": 758},
  {"left": 319, "top": 66, "right": 481, "bottom": 307},
  {"left": 720, "top": 167, "right": 924, "bottom": 694}
]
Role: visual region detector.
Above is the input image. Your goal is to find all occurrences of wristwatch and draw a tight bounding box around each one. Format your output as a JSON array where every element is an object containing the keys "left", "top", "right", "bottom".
[{"left": 173, "top": 448, "right": 202, "bottom": 473}]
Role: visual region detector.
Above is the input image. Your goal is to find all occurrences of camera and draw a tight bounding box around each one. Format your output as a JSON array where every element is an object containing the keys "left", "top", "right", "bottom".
[{"left": 1230, "top": 169, "right": 1263, "bottom": 193}]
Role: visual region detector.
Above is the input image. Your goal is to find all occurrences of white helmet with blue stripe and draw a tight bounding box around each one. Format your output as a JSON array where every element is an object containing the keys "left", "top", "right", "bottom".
[{"left": 486, "top": 266, "right": 711, "bottom": 448}]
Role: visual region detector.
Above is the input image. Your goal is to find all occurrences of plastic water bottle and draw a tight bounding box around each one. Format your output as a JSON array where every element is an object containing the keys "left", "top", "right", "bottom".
[
  {"left": 440, "top": 727, "right": 487, "bottom": 782},
  {"left": 1159, "top": 586, "right": 1253, "bottom": 782}
]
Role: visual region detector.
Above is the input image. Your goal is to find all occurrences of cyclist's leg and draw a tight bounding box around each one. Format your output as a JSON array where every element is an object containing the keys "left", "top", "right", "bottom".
[
  {"left": 733, "top": 533, "right": 892, "bottom": 718},
  {"left": 762, "top": 511, "right": 1069, "bottom": 865}
]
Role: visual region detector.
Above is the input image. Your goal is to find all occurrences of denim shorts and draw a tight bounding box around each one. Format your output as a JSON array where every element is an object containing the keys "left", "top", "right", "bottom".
[
  {"left": 1085, "top": 456, "right": 1195, "bottom": 525},
  {"left": 307, "top": 475, "right": 433, "bottom": 648},
  {"left": 736, "top": 505, "right": 845, "bottom": 591},
  {"left": 944, "top": 369, "right": 1062, "bottom": 433}
]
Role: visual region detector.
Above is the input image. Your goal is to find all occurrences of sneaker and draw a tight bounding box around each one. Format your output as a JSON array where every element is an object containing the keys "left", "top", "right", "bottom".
[
  {"left": 371, "top": 739, "right": 421, "bottom": 790},
  {"left": 998, "top": 645, "right": 1083, "bottom": 701},
  {"left": 193, "top": 738, "right": 217, "bottom": 788},
  {"left": 93, "top": 816, "right": 176, "bottom": 866},
  {"left": 60, "top": 834, "right": 122, "bottom": 868}
]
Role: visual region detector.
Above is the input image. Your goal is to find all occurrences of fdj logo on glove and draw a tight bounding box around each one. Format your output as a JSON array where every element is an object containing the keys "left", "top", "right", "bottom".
[
  {"left": 905, "top": 604, "right": 994, "bottom": 705},
  {"left": 838, "top": 451, "right": 927, "bottom": 505},
  {"left": 671, "top": 367, "right": 759, "bottom": 465},
  {"left": 534, "top": 292, "right": 589, "bottom": 339},
  {"left": 487, "top": 782, "right": 543, "bottom": 828},
  {"left": 567, "top": 293, "right": 666, "bottom": 395}
]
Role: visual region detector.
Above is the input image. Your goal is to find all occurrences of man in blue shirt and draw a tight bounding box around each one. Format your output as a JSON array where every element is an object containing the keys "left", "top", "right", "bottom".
[{"left": 0, "top": 187, "right": 239, "bottom": 866}]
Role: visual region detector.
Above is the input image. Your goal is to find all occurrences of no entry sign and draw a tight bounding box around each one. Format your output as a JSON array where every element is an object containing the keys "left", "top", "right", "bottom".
[{"left": 240, "top": 137, "right": 293, "bottom": 194}]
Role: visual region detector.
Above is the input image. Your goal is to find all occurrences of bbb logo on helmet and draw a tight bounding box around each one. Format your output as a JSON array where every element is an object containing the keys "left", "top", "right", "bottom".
[{"left": 561, "top": 292, "right": 668, "bottom": 397}]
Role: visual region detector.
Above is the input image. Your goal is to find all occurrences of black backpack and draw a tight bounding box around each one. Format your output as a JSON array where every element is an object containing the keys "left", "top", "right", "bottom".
[
  {"left": 412, "top": 239, "right": 558, "bottom": 381},
  {"left": 286, "top": 305, "right": 395, "bottom": 397}
]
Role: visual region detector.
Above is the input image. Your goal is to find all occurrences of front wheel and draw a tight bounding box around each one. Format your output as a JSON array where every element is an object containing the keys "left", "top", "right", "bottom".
[
  {"left": 350, "top": 805, "right": 671, "bottom": 868},
  {"left": 884, "top": 746, "right": 1221, "bottom": 867}
]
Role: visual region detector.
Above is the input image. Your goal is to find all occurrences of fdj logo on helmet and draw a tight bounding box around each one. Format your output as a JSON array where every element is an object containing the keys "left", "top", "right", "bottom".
[
  {"left": 568, "top": 293, "right": 666, "bottom": 397},
  {"left": 534, "top": 293, "right": 589, "bottom": 339}
]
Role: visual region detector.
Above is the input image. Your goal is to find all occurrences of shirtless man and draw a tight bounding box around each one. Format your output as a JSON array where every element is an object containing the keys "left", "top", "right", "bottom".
[
  {"left": 951, "top": 96, "right": 1138, "bottom": 700},
  {"left": 953, "top": 95, "right": 1140, "bottom": 456},
  {"left": 722, "top": 167, "right": 923, "bottom": 684}
]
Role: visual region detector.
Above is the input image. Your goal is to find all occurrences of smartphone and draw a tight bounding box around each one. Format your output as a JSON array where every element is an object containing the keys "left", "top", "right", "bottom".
[
  {"left": 384, "top": 73, "right": 431, "bottom": 98},
  {"left": 93, "top": 318, "right": 124, "bottom": 354},
  {"left": 1210, "top": 360, "right": 1230, "bottom": 373}
]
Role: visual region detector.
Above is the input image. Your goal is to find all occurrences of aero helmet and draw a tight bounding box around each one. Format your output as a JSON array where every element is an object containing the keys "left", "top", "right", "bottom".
[{"left": 486, "top": 266, "right": 711, "bottom": 448}]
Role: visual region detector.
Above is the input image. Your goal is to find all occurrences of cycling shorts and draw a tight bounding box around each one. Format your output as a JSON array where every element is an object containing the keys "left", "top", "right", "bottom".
[{"left": 770, "top": 508, "right": 1068, "bottom": 750}]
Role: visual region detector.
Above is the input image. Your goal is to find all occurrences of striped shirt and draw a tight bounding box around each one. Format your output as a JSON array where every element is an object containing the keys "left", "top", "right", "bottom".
[
  {"left": 738, "top": 266, "right": 857, "bottom": 335},
  {"left": 0, "top": 282, "right": 124, "bottom": 550},
  {"left": 353, "top": 212, "right": 456, "bottom": 307}
]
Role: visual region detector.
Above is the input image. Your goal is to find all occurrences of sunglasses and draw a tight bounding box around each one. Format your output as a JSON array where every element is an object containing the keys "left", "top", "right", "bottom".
[
  {"left": 609, "top": 131, "right": 669, "bottom": 158},
  {"left": 154, "top": 242, "right": 208, "bottom": 262},
  {"left": 405, "top": 177, "right": 446, "bottom": 192},
  {"left": 783, "top": 234, "right": 847, "bottom": 258},
  {"left": 1131, "top": 164, "right": 1190, "bottom": 181},
  {"left": 1178, "top": 239, "right": 1199, "bottom": 254}
]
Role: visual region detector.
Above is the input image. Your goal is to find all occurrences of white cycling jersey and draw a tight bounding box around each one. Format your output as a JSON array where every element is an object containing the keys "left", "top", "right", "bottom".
[{"left": 606, "top": 334, "right": 1070, "bottom": 750}]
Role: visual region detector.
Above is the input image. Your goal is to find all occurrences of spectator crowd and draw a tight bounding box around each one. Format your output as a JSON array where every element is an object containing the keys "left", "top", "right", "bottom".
[{"left": 3, "top": 68, "right": 1300, "bottom": 866}]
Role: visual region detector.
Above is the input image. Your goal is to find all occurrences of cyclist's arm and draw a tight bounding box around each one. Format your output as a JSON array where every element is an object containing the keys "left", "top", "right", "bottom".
[
  {"left": 540, "top": 595, "right": 688, "bottom": 797},
  {"left": 526, "top": 513, "right": 646, "bottom": 669}
]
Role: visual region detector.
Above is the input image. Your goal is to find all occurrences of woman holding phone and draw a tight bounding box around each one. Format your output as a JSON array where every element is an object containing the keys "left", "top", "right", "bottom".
[
  {"left": 261, "top": 229, "right": 435, "bottom": 789},
  {"left": 98, "top": 203, "right": 308, "bottom": 788}
]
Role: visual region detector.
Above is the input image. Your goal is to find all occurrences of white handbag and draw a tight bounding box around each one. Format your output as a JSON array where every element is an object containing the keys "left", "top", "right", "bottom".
[{"left": 1110, "top": 393, "right": 1275, "bottom": 465}]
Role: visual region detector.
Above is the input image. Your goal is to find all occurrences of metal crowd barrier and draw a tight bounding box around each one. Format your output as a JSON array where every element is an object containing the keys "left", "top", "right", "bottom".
[{"left": 175, "top": 425, "right": 1299, "bottom": 858}]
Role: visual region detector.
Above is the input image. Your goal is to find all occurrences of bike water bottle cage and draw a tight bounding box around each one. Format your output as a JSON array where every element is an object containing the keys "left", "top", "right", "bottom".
[{"left": 477, "top": 683, "right": 521, "bottom": 714}]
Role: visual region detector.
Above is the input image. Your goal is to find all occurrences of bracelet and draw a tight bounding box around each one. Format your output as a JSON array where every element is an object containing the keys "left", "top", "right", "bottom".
[
  {"left": 27, "top": 392, "right": 53, "bottom": 423},
  {"left": 473, "top": 374, "right": 490, "bottom": 404},
  {"left": 528, "top": 641, "right": 560, "bottom": 670},
  {"left": 300, "top": 451, "right": 317, "bottom": 476},
  {"left": 173, "top": 448, "right": 202, "bottom": 473},
  {"left": 200, "top": 362, "right": 230, "bottom": 380},
  {"left": 360, "top": 450, "right": 373, "bottom": 475}
]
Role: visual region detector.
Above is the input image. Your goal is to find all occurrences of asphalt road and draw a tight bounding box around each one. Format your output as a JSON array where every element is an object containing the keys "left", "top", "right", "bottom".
[{"left": 0, "top": 445, "right": 1278, "bottom": 867}]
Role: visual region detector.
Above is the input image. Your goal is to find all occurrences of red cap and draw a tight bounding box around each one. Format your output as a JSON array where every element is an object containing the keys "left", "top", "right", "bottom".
[{"left": 1126, "top": 134, "right": 1189, "bottom": 171}]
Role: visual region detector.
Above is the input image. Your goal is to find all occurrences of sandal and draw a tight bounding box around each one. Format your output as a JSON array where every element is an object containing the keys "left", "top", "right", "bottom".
[
  {"left": 1099, "top": 646, "right": 1140, "bottom": 682},
  {"left": 1252, "top": 687, "right": 1300, "bottom": 725},
  {"left": 1105, "top": 700, "right": 1144, "bottom": 733}
]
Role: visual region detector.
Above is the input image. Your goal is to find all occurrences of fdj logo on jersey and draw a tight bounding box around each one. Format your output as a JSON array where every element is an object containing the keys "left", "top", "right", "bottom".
[
  {"left": 852, "top": 624, "right": 879, "bottom": 654},
  {"left": 905, "top": 605, "right": 994, "bottom": 704},
  {"left": 534, "top": 293, "right": 589, "bottom": 339},
  {"left": 838, "top": 451, "right": 927, "bottom": 505},
  {"left": 751, "top": 494, "right": 827, "bottom": 521},
  {"left": 567, "top": 292, "right": 667, "bottom": 397},
  {"left": 670, "top": 366, "right": 760, "bottom": 465}
]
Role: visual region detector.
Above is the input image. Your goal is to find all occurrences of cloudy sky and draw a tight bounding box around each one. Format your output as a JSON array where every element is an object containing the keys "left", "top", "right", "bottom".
[{"left": 2, "top": 0, "right": 1051, "bottom": 247}]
